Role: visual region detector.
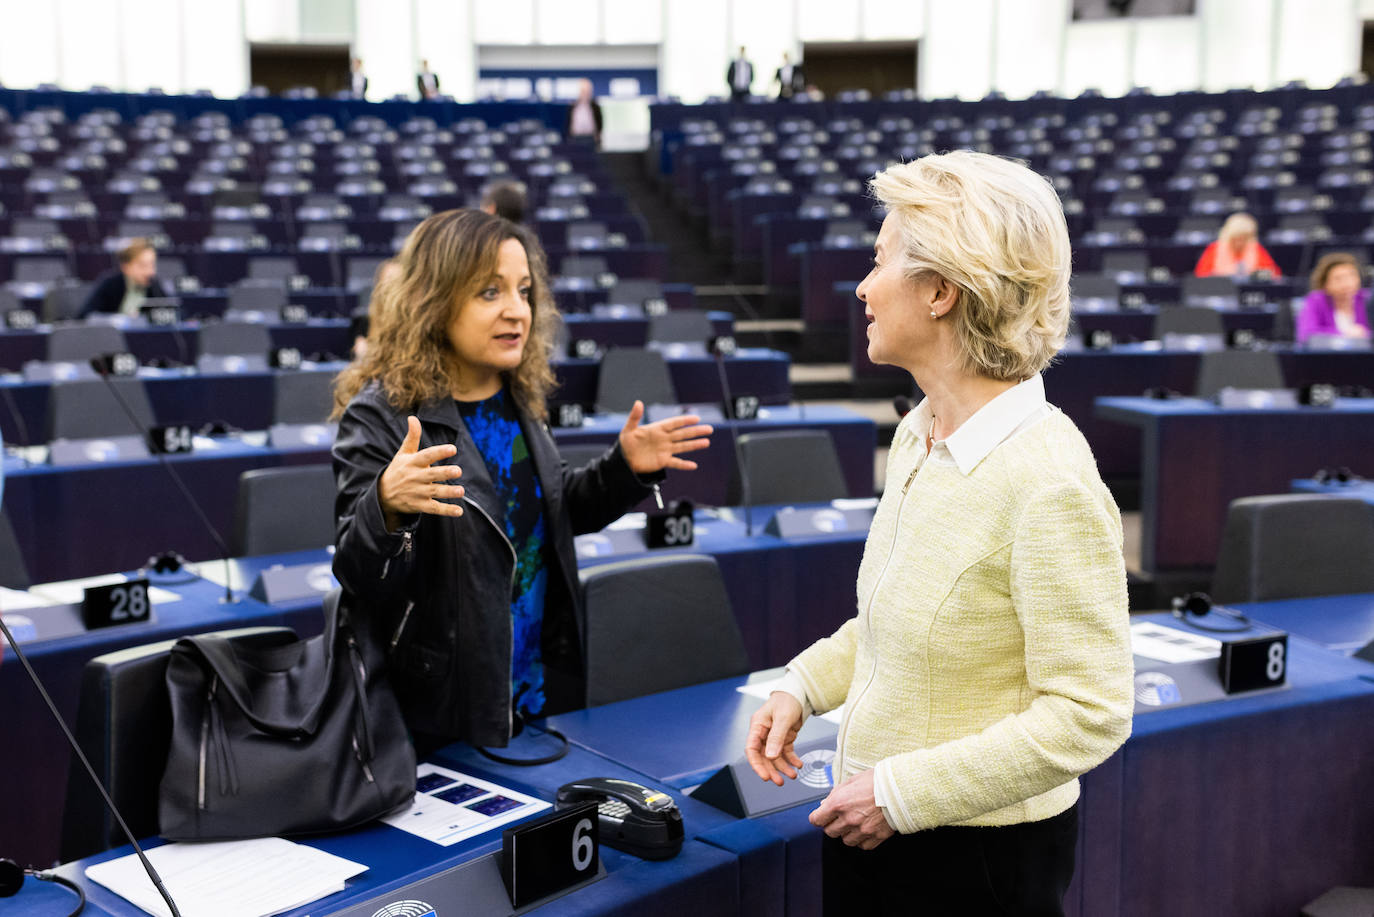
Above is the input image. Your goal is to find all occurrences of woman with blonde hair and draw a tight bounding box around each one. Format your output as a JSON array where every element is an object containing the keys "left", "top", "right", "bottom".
[
  {"left": 1194, "top": 212, "right": 1282, "bottom": 277},
  {"left": 332, "top": 209, "right": 711, "bottom": 749},
  {"left": 746, "top": 151, "right": 1134, "bottom": 915}
]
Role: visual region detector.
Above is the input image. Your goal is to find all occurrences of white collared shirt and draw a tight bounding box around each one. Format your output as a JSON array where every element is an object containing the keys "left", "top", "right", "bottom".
[{"left": 910, "top": 373, "right": 1053, "bottom": 475}]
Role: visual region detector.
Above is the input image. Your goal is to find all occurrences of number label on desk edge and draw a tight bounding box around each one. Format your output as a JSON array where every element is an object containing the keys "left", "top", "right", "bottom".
[
  {"left": 82, "top": 578, "right": 152, "bottom": 630},
  {"left": 1218, "top": 633, "right": 1287, "bottom": 694},
  {"left": 553, "top": 402, "right": 586, "bottom": 428},
  {"left": 141, "top": 305, "right": 180, "bottom": 326},
  {"left": 148, "top": 424, "right": 193, "bottom": 454},
  {"left": 500, "top": 801, "right": 599, "bottom": 909},
  {"left": 570, "top": 338, "right": 599, "bottom": 360},
  {"left": 642, "top": 297, "right": 668, "bottom": 317},
  {"left": 647, "top": 500, "right": 694, "bottom": 549},
  {"left": 280, "top": 304, "right": 310, "bottom": 324},
  {"left": 97, "top": 351, "right": 140, "bottom": 376},
  {"left": 4, "top": 309, "right": 38, "bottom": 330},
  {"left": 270, "top": 346, "right": 302, "bottom": 370},
  {"left": 727, "top": 394, "right": 760, "bottom": 420}
]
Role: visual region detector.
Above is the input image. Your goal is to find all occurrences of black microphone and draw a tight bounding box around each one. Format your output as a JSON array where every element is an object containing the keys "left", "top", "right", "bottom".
[
  {"left": 893, "top": 395, "right": 913, "bottom": 419},
  {"left": 0, "top": 383, "right": 34, "bottom": 467},
  {"left": 0, "top": 616, "right": 183, "bottom": 916},
  {"left": 711, "top": 338, "right": 755, "bottom": 536},
  {"left": 87, "top": 357, "right": 236, "bottom": 604}
]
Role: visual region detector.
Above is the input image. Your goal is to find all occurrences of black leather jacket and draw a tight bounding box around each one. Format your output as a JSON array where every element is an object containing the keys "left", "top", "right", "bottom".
[{"left": 332, "top": 381, "right": 657, "bottom": 746}]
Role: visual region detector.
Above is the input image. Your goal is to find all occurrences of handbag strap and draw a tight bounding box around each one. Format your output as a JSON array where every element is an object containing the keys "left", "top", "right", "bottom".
[{"left": 176, "top": 590, "right": 350, "bottom": 737}]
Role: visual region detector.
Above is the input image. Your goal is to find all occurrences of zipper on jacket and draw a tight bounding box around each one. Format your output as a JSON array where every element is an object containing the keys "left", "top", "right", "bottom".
[
  {"left": 461, "top": 496, "right": 519, "bottom": 741},
  {"left": 389, "top": 600, "right": 416, "bottom": 653},
  {"left": 835, "top": 455, "right": 921, "bottom": 777},
  {"left": 380, "top": 530, "right": 414, "bottom": 580}
]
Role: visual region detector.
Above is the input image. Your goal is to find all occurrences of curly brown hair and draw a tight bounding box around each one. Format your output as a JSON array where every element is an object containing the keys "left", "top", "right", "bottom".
[{"left": 332, "top": 209, "right": 560, "bottom": 420}]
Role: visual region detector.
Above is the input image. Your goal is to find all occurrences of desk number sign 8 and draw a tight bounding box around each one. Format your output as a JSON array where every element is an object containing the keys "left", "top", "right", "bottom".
[
  {"left": 82, "top": 578, "right": 153, "bottom": 630},
  {"left": 1219, "top": 633, "right": 1288, "bottom": 694}
]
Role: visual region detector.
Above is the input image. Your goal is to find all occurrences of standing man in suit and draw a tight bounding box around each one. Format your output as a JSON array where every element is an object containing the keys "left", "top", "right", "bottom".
[
  {"left": 726, "top": 46, "right": 753, "bottom": 102},
  {"left": 350, "top": 58, "right": 368, "bottom": 100},
  {"left": 775, "top": 52, "right": 805, "bottom": 100},
  {"left": 417, "top": 59, "right": 440, "bottom": 100}
]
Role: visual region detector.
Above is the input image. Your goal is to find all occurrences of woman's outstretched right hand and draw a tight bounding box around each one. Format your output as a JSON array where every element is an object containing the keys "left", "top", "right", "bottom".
[
  {"left": 745, "top": 691, "right": 805, "bottom": 786},
  {"left": 377, "top": 415, "right": 465, "bottom": 531}
]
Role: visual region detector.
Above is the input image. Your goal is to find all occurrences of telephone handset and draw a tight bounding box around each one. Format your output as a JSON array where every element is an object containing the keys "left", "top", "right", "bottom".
[{"left": 555, "top": 777, "right": 684, "bottom": 860}]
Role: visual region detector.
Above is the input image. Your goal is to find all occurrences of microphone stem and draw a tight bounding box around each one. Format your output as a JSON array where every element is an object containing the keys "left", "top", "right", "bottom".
[
  {"left": 713, "top": 350, "right": 753, "bottom": 537},
  {"left": 0, "top": 615, "right": 184, "bottom": 917},
  {"left": 94, "top": 371, "right": 235, "bottom": 603}
]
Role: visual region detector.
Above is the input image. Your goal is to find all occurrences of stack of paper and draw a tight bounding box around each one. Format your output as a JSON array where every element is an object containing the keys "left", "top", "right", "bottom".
[{"left": 85, "top": 837, "right": 367, "bottom": 917}]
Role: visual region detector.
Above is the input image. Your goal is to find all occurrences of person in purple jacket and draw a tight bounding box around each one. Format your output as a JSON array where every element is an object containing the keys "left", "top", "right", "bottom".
[{"left": 1297, "top": 252, "right": 1371, "bottom": 345}]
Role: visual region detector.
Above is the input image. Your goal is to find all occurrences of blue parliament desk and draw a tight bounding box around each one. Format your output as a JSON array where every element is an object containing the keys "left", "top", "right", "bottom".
[
  {"left": 0, "top": 571, "right": 330, "bottom": 871},
  {"left": 1, "top": 500, "right": 871, "bottom": 869},
  {"left": 1240, "top": 591, "right": 1374, "bottom": 656},
  {"left": 0, "top": 347, "right": 789, "bottom": 447},
  {"left": 1, "top": 404, "right": 875, "bottom": 583},
  {"left": 552, "top": 610, "right": 1374, "bottom": 917},
  {"left": 1094, "top": 396, "right": 1374, "bottom": 573},
  {"left": 13, "top": 740, "right": 760, "bottom": 917}
]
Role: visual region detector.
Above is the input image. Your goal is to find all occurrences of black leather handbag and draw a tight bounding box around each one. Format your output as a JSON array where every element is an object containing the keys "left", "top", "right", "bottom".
[{"left": 158, "top": 589, "right": 415, "bottom": 840}]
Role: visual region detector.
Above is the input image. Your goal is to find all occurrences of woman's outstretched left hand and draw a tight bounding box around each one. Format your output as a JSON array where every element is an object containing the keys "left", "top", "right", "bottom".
[{"left": 618, "top": 400, "right": 713, "bottom": 474}]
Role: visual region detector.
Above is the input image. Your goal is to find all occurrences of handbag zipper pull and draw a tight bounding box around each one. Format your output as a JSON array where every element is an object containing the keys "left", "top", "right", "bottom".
[{"left": 197, "top": 675, "right": 217, "bottom": 810}]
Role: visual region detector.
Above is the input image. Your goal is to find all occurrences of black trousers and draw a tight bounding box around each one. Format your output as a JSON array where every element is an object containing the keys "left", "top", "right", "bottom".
[{"left": 821, "top": 804, "right": 1078, "bottom": 916}]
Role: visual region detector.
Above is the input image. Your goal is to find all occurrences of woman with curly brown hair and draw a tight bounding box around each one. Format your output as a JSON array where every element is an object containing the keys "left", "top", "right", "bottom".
[{"left": 332, "top": 209, "right": 711, "bottom": 750}]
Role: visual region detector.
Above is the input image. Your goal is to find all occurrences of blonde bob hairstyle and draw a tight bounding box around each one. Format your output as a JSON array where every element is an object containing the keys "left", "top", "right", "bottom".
[
  {"left": 870, "top": 151, "right": 1072, "bottom": 381},
  {"left": 1218, "top": 212, "right": 1259, "bottom": 246},
  {"left": 332, "top": 209, "right": 559, "bottom": 420}
]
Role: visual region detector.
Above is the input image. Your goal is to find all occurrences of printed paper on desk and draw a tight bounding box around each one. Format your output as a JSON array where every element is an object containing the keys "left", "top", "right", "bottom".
[
  {"left": 1130, "top": 621, "right": 1222, "bottom": 663},
  {"left": 85, "top": 836, "right": 367, "bottom": 917},
  {"left": 29, "top": 574, "right": 181, "bottom": 606},
  {"left": 383, "top": 763, "right": 549, "bottom": 846}
]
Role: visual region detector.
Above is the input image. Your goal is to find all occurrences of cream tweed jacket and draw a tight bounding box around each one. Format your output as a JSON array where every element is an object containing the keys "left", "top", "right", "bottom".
[{"left": 788, "top": 400, "right": 1134, "bottom": 834}]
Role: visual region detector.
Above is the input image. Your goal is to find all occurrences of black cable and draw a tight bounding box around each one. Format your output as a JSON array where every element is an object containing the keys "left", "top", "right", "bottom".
[
  {"left": 0, "top": 381, "right": 34, "bottom": 461},
  {"left": 88, "top": 362, "right": 235, "bottom": 604},
  {"left": 30, "top": 869, "right": 86, "bottom": 917},
  {"left": 0, "top": 616, "right": 182, "bottom": 917},
  {"left": 478, "top": 715, "right": 570, "bottom": 766}
]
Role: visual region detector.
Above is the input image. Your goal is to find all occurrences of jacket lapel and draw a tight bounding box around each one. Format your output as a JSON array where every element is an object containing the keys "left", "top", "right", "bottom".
[{"left": 415, "top": 395, "right": 506, "bottom": 531}]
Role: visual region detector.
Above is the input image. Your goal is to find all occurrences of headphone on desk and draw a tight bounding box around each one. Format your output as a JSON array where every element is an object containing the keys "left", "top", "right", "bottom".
[
  {"left": 1171, "top": 592, "right": 1252, "bottom": 633},
  {"left": 0, "top": 857, "right": 85, "bottom": 916},
  {"left": 1313, "top": 466, "right": 1360, "bottom": 485}
]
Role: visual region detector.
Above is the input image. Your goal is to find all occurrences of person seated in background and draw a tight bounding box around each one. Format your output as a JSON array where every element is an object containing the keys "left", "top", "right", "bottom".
[
  {"left": 416, "top": 59, "right": 440, "bottom": 100},
  {"left": 1194, "top": 212, "right": 1281, "bottom": 278},
  {"left": 1297, "top": 252, "right": 1371, "bottom": 344},
  {"left": 564, "top": 79, "right": 602, "bottom": 149},
  {"left": 480, "top": 181, "right": 527, "bottom": 224},
  {"left": 80, "top": 238, "right": 167, "bottom": 317}
]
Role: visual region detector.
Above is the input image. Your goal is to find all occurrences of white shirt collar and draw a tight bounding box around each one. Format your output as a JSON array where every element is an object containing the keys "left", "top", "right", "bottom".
[{"left": 909, "top": 374, "right": 1050, "bottom": 476}]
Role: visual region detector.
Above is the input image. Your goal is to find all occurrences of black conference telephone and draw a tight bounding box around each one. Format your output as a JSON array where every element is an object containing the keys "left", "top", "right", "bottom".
[{"left": 555, "top": 778, "right": 684, "bottom": 860}]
